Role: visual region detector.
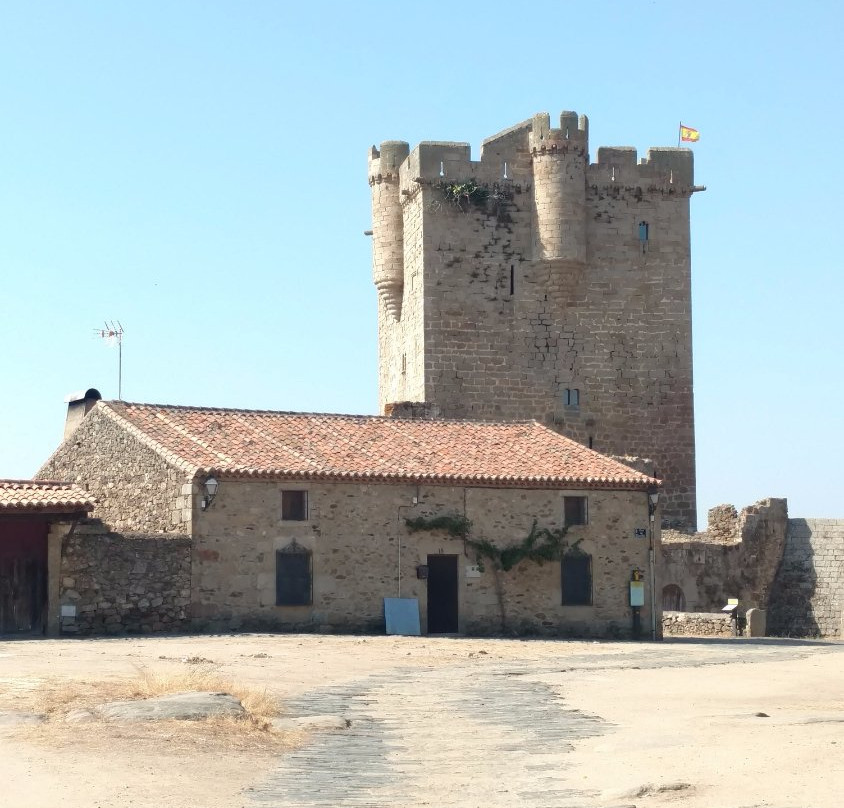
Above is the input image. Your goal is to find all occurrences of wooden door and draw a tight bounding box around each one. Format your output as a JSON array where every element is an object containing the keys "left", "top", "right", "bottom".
[
  {"left": 426, "top": 554, "right": 458, "bottom": 633},
  {"left": 0, "top": 519, "right": 48, "bottom": 634}
]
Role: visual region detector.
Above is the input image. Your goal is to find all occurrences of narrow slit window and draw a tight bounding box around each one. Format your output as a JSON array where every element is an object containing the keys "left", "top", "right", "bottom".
[
  {"left": 401, "top": 353, "right": 407, "bottom": 375},
  {"left": 509, "top": 265, "right": 515, "bottom": 296}
]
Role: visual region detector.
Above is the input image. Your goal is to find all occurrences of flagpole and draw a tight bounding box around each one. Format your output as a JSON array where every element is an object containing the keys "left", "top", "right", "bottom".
[{"left": 678, "top": 121, "right": 681, "bottom": 148}]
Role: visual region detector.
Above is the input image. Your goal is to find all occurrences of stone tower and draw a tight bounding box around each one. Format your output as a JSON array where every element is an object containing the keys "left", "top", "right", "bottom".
[{"left": 368, "top": 112, "right": 700, "bottom": 528}]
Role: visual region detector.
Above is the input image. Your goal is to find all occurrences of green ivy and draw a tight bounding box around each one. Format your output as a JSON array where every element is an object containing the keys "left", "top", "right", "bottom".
[{"left": 405, "top": 514, "right": 577, "bottom": 572}]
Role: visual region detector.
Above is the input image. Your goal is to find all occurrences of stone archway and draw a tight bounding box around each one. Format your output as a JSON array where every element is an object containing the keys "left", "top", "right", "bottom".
[{"left": 662, "top": 583, "right": 686, "bottom": 612}]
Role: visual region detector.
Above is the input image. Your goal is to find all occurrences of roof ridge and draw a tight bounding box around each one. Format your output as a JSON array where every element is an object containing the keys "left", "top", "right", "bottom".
[
  {"left": 0, "top": 479, "right": 77, "bottom": 487},
  {"left": 108, "top": 400, "right": 541, "bottom": 426}
]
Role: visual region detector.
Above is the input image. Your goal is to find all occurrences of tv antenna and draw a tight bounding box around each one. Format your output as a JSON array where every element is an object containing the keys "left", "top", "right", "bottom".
[{"left": 94, "top": 321, "right": 124, "bottom": 399}]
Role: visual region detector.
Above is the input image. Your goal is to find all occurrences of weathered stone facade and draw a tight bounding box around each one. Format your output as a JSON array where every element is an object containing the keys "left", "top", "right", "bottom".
[
  {"left": 768, "top": 519, "right": 844, "bottom": 638},
  {"left": 191, "top": 479, "right": 659, "bottom": 638},
  {"left": 39, "top": 405, "right": 191, "bottom": 535},
  {"left": 59, "top": 520, "right": 191, "bottom": 634},
  {"left": 370, "top": 112, "right": 698, "bottom": 527},
  {"left": 660, "top": 499, "right": 788, "bottom": 613}
]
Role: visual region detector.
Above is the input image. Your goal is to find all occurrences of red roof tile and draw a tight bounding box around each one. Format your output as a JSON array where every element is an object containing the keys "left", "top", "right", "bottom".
[
  {"left": 0, "top": 480, "right": 94, "bottom": 513},
  {"left": 100, "top": 402, "right": 658, "bottom": 491}
]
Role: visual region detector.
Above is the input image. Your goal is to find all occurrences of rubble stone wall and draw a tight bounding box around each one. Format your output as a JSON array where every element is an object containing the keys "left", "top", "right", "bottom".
[
  {"left": 662, "top": 611, "right": 734, "bottom": 637},
  {"left": 59, "top": 521, "right": 191, "bottom": 635},
  {"left": 38, "top": 404, "right": 192, "bottom": 534},
  {"left": 660, "top": 499, "right": 788, "bottom": 614}
]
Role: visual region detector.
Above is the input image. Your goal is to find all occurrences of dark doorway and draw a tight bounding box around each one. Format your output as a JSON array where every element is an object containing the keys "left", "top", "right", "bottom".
[
  {"left": 426, "top": 554, "right": 458, "bottom": 633},
  {"left": 0, "top": 519, "right": 48, "bottom": 634}
]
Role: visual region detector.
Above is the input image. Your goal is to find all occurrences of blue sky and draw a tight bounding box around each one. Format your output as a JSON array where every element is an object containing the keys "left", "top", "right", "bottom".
[{"left": 1, "top": 1, "right": 841, "bottom": 527}]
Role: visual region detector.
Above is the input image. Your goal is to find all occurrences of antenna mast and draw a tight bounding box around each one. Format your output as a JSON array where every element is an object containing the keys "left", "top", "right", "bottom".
[{"left": 94, "top": 321, "right": 125, "bottom": 399}]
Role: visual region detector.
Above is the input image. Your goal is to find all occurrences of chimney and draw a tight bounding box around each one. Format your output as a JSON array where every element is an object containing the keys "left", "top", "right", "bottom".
[
  {"left": 64, "top": 388, "right": 102, "bottom": 440},
  {"left": 384, "top": 401, "right": 442, "bottom": 420}
]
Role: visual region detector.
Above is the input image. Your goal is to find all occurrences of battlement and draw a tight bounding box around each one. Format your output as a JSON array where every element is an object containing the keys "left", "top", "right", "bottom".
[
  {"left": 368, "top": 140, "right": 410, "bottom": 184},
  {"left": 591, "top": 146, "right": 694, "bottom": 188},
  {"left": 528, "top": 111, "right": 589, "bottom": 152}
]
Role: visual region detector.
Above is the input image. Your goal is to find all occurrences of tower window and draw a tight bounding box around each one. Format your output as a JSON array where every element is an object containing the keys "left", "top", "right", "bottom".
[
  {"left": 564, "top": 388, "right": 580, "bottom": 408},
  {"left": 638, "top": 221, "right": 649, "bottom": 242},
  {"left": 401, "top": 353, "right": 407, "bottom": 375},
  {"left": 509, "top": 265, "right": 515, "bottom": 296}
]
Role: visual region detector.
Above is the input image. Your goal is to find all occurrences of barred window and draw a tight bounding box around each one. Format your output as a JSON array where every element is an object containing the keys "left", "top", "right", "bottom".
[
  {"left": 561, "top": 553, "right": 592, "bottom": 606},
  {"left": 276, "top": 542, "right": 312, "bottom": 606}
]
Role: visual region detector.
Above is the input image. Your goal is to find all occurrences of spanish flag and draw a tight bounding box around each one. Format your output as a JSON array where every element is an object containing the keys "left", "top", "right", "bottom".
[{"left": 680, "top": 125, "right": 700, "bottom": 143}]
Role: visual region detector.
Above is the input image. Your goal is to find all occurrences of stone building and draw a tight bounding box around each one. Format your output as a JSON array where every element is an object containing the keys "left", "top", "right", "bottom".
[
  {"left": 369, "top": 112, "right": 701, "bottom": 528},
  {"left": 37, "top": 397, "right": 662, "bottom": 637}
]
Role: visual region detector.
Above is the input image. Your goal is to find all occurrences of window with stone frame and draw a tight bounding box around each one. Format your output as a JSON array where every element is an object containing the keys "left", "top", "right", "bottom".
[
  {"left": 564, "top": 496, "right": 588, "bottom": 526},
  {"left": 281, "top": 490, "right": 308, "bottom": 521},
  {"left": 276, "top": 542, "right": 312, "bottom": 606},
  {"left": 561, "top": 552, "right": 592, "bottom": 606},
  {"left": 563, "top": 388, "right": 580, "bottom": 407}
]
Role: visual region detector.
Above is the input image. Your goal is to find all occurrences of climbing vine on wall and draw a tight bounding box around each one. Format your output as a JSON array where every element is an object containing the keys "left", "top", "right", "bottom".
[{"left": 405, "top": 514, "right": 578, "bottom": 572}]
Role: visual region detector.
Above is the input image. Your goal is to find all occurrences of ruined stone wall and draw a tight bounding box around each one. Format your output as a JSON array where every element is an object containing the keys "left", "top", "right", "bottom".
[
  {"left": 660, "top": 499, "right": 788, "bottom": 612},
  {"left": 370, "top": 113, "right": 696, "bottom": 528},
  {"left": 768, "top": 519, "right": 844, "bottom": 638},
  {"left": 191, "top": 479, "right": 657, "bottom": 637},
  {"left": 37, "top": 404, "right": 192, "bottom": 534},
  {"left": 662, "top": 611, "right": 733, "bottom": 637},
  {"left": 59, "top": 520, "right": 191, "bottom": 635}
]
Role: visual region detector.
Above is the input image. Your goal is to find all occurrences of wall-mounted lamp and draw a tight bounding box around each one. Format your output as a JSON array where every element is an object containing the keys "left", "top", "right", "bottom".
[
  {"left": 648, "top": 490, "right": 660, "bottom": 522},
  {"left": 201, "top": 476, "right": 219, "bottom": 510}
]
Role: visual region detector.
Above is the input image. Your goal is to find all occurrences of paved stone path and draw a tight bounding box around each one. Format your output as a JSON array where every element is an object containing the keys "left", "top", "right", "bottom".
[
  {"left": 246, "top": 641, "right": 838, "bottom": 808},
  {"left": 248, "top": 662, "right": 605, "bottom": 807}
]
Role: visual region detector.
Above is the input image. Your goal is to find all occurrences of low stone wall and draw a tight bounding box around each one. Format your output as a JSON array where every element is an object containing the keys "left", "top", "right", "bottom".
[
  {"left": 768, "top": 519, "right": 844, "bottom": 638},
  {"left": 60, "top": 521, "right": 191, "bottom": 634},
  {"left": 662, "top": 611, "right": 734, "bottom": 637}
]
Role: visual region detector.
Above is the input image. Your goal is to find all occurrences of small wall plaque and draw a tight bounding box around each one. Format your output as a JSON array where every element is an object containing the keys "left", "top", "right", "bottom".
[
  {"left": 633, "top": 528, "right": 647, "bottom": 538},
  {"left": 465, "top": 564, "right": 481, "bottom": 579},
  {"left": 60, "top": 604, "right": 77, "bottom": 618}
]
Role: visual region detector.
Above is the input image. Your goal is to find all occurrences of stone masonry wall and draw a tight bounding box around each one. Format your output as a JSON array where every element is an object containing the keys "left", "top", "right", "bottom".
[
  {"left": 38, "top": 404, "right": 192, "bottom": 534},
  {"left": 662, "top": 611, "right": 733, "bottom": 637},
  {"left": 660, "top": 499, "right": 788, "bottom": 613},
  {"left": 191, "top": 479, "right": 658, "bottom": 638},
  {"left": 371, "top": 114, "right": 697, "bottom": 528},
  {"left": 59, "top": 520, "right": 191, "bottom": 635},
  {"left": 768, "top": 519, "right": 844, "bottom": 638}
]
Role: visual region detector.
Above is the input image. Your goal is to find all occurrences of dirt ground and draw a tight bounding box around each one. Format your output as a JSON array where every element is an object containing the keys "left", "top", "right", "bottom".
[{"left": 0, "top": 633, "right": 841, "bottom": 808}]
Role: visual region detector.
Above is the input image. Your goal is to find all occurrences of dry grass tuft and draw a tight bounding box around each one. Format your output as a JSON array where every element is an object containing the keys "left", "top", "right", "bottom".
[{"left": 25, "top": 662, "right": 293, "bottom": 752}]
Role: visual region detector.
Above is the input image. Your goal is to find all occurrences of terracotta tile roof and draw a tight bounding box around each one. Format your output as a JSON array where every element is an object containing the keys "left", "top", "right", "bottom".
[
  {"left": 0, "top": 480, "right": 95, "bottom": 513},
  {"left": 100, "top": 401, "right": 658, "bottom": 491}
]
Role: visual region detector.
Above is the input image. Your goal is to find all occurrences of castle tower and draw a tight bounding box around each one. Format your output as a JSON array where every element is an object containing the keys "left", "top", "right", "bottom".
[{"left": 368, "top": 112, "right": 700, "bottom": 528}]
